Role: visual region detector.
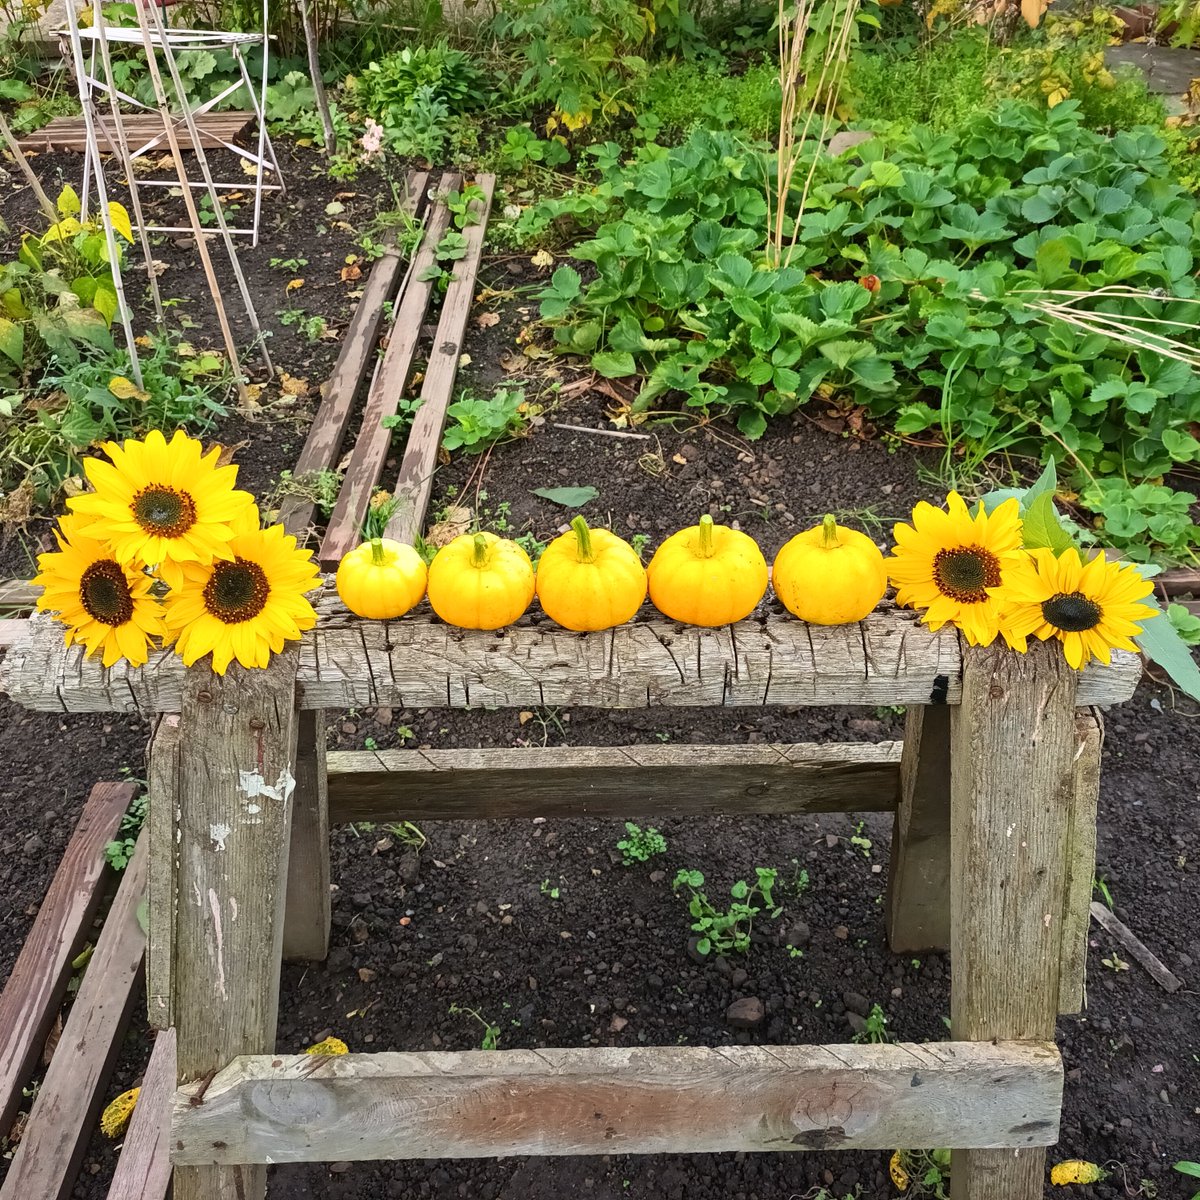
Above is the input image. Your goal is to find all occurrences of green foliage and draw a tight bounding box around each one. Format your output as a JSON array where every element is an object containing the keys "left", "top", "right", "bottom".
[
  {"left": 1175, "top": 1161, "right": 1200, "bottom": 1200},
  {"left": 493, "top": 0, "right": 701, "bottom": 126},
  {"left": 532, "top": 103, "right": 1200, "bottom": 557},
  {"left": 1079, "top": 480, "right": 1199, "bottom": 564},
  {"left": 448, "top": 1004, "right": 501, "bottom": 1050},
  {"left": 636, "top": 58, "right": 781, "bottom": 141},
  {"left": 499, "top": 124, "right": 572, "bottom": 172},
  {"left": 1169, "top": 603, "right": 1200, "bottom": 646},
  {"left": 616, "top": 821, "right": 666, "bottom": 865},
  {"left": 104, "top": 791, "right": 149, "bottom": 872},
  {"left": 442, "top": 385, "right": 528, "bottom": 453},
  {"left": 852, "top": 1002, "right": 891, "bottom": 1043},
  {"left": 672, "top": 866, "right": 781, "bottom": 956}
]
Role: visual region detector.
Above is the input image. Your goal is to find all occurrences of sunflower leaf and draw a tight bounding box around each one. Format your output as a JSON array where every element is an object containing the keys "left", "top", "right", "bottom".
[
  {"left": 1022, "top": 491, "right": 1075, "bottom": 555},
  {"left": 1130, "top": 584, "right": 1200, "bottom": 702}
]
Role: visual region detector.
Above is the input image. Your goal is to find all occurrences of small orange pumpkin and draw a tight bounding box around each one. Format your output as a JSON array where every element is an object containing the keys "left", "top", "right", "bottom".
[
  {"left": 427, "top": 532, "right": 534, "bottom": 630},
  {"left": 647, "top": 514, "right": 768, "bottom": 626},
  {"left": 536, "top": 516, "right": 647, "bottom": 631},
  {"left": 772, "top": 514, "right": 887, "bottom": 625}
]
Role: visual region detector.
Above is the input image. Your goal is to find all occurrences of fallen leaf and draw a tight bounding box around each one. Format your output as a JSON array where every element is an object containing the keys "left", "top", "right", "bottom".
[
  {"left": 286, "top": 277, "right": 305, "bottom": 294},
  {"left": 425, "top": 504, "right": 472, "bottom": 547},
  {"left": 340, "top": 263, "right": 362, "bottom": 282},
  {"left": 215, "top": 439, "right": 249, "bottom": 468},
  {"left": 108, "top": 375, "right": 150, "bottom": 402},
  {"left": 280, "top": 372, "right": 309, "bottom": 396},
  {"left": 530, "top": 249, "right": 554, "bottom": 268},
  {"left": 532, "top": 485, "right": 598, "bottom": 508},
  {"left": 476, "top": 311, "right": 501, "bottom": 328},
  {"left": 239, "top": 157, "right": 258, "bottom": 176},
  {"left": 518, "top": 711, "right": 534, "bottom": 725},
  {"left": 154, "top": 153, "right": 177, "bottom": 171},
  {"left": 325, "top": 200, "right": 345, "bottom": 216},
  {"left": 42, "top": 1013, "right": 62, "bottom": 1066},
  {"left": 672, "top": 453, "right": 687, "bottom": 465}
]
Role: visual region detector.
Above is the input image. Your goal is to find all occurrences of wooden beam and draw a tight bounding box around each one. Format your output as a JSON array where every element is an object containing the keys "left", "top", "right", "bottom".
[
  {"left": 278, "top": 170, "right": 429, "bottom": 543},
  {"left": 172, "top": 1041, "right": 1063, "bottom": 1165},
  {"left": 885, "top": 704, "right": 951, "bottom": 953},
  {"left": 0, "top": 835, "right": 148, "bottom": 1200},
  {"left": 1, "top": 607, "right": 1142, "bottom": 715},
  {"left": 385, "top": 173, "right": 496, "bottom": 547},
  {"left": 319, "top": 173, "right": 460, "bottom": 568},
  {"left": 170, "top": 653, "right": 299, "bottom": 1200},
  {"left": 949, "top": 643, "right": 1078, "bottom": 1200},
  {"left": 326, "top": 741, "right": 901, "bottom": 822},
  {"left": 283, "top": 709, "right": 330, "bottom": 960},
  {"left": 16, "top": 112, "right": 256, "bottom": 153},
  {"left": 0, "top": 618, "right": 27, "bottom": 649},
  {"left": 106, "top": 1028, "right": 175, "bottom": 1200},
  {"left": 0, "top": 780, "right": 134, "bottom": 1138},
  {"left": 1058, "top": 710, "right": 1103, "bottom": 1015},
  {"left": 146, "top": 715, "right": 181, "bottom": 1031}
]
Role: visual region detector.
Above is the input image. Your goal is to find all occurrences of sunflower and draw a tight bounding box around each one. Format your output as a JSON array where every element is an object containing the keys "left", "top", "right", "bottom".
[
  {"left": 888, "top": 492, "right": 1025, "bottom": 646},
  {"left": 996, "top": 547, "right": 1156, "bottom": 669},
  {"left": 163, "top": 520, "right": 320, "bottom": 674},
  {"left": 33, "top": 515, "right": 165, "bottom": 668},
  {"left": 67, "top": 430, "right": 256, "bottom": 589}
]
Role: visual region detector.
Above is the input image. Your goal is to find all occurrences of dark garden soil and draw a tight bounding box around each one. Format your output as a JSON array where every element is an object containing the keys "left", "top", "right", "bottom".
[{"left": 1, "top": 142, "right": 1198, "bottom": 1200}]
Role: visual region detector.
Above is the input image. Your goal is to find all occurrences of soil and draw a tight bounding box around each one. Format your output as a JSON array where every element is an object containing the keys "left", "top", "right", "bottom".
[{"left": 1, "top": 141, "right": 1199, "bottom": 1200}]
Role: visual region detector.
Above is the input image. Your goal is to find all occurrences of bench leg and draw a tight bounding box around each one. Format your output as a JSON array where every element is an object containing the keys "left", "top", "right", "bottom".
[
  {"left": 171, "top": 651, "right": 299, "bottom": 1200},
  {"left": 283, "top": 709, "right": 331, "bottom": 961},
  {"left": 950, "top": 643, "right": 1077, "bottom": 1200}
]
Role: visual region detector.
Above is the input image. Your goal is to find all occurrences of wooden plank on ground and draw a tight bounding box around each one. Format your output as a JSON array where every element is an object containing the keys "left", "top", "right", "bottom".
[
  {"left": 385, "top": 173, "right": 496, "bottom": 547},
  {"left": 1, "top": 607, "right": 1142, "bottom": 715},
  {"left": 172, "top": 1040, "right": 1062, "bottom": 1164},
  {"left": 16, "top": 112, "right": 254, "bottom": 153},
  {"left": 949, "top": 643, "right": 1078, "bottom": 1200},
  {"left": 318, "top": 173, "right": 460, "bottom": 568},
  {"left": 0, "top": 834, "right": 148, "bottom": 1200},
  {"left": 278, "top": 170, "right": 429, "bottom": 543},
  {"left": 1058, "top": 710, "right": 1103, "bottom": 1015},
  {"left": 326, "top": 741, "right": 901, "bottom": 822},
  {"left": 0, "top": 780, "right": 135, "bottom": 1139},
  {"left": 106, "top": 1028, "right": 175, "bottom": 1200},
  {"left": 0, "top": 579, "right": 37, "bottom": 614}
]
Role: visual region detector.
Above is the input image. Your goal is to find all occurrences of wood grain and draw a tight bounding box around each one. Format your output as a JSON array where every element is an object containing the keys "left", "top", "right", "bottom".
[
  {"left": 385, "top": 174, "right": 496, "bottom": 547},
  {"left": 949, "top": 642, "right": 1078, "bottom": 1200},
  {"left": 0, "top": 780, "right": 134, "bottom": 1138},
  {"left": 0, "top": 835, "right": 148, "bottom": 1200},
  {"left": 279, "top": 171, "right": 429, "bottom": 543},
  {"left": 172, "top": 1041, "right": 1062, "bottom": 1164},
  {"left": 170, "top": 653, "right": 299, "bottom": 1200},
  {"left": 1058, "top": 710, "right": 1103, "bottom": 1015},
  {"left": 326, "top": 741, "right": 901, "bottom": 822},
  {"left": 283, "top": 709, "right": 330, "bottom": 961},
  {"left": 885, "top": 704, "right": 951, "bottom": 953},
  {"left": 146, "top": 715, "right": 181, "bottom": 1031},
  {"left": 106, "top": 1028, "right": 175, "bottom": 1200},
  {"left": 16, "top": 111, "right": 252, "bottom": 152},
  {"left": 1, "top": 607, "right": 1142, "bottom": 715},
  {"left": 319, "top": 173, "right": 460, "bottom": 567}
]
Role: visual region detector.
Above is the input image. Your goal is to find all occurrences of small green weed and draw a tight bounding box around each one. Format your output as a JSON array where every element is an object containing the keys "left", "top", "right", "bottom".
[
  {"left": 853, "top": 1003, "right": 891, "bottom": 1044},
  {"left": 104, "top": 790, "right": 148, "bottom": 871},
  {"left": 617, "top": 822, "right": 666, "bottom": 865},
  {"left": 448, "top": 1004, "right": 501, "bottom": 1050},
  {"left": 442, "top": 385, "right": 528, "bottom": 454},
  {"left": 672, "top": 867, "right": 781, "bottom": 956}
]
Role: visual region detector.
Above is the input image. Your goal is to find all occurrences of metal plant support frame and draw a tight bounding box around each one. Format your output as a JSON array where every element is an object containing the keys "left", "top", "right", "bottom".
[{"left": 61, "top": 0, "right": 283, "bottom": 393}]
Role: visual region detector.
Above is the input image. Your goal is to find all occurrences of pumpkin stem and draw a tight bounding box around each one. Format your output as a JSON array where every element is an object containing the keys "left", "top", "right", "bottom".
[
  {"left": 369, "top": 537, "right": 387, "bottom": 566},
  {"left": 697, "top": 513, "right": 715, "bottom": 559},
  {"left": 571, "top": 516, "right": 595, "bottom": 564},
  {"left": 821, "top": 514, "right": 841, "bottom": 549},
  {"left": 471, "top": 533, "right": 490, "bottom": 568}
]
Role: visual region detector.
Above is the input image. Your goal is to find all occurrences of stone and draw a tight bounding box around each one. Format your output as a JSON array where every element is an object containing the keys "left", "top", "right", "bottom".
[
  {"left": 785, "top": 920, "right": 811, "bottom": 949},
  {"left": 843, "top": 990, "right": 871, "bottom": 1017},
  {"left": 726, "top": 997, "right": 765, "bottom": 1029},
  {"left": 398, "top": 852, "right": 420, "bottom": 886}
]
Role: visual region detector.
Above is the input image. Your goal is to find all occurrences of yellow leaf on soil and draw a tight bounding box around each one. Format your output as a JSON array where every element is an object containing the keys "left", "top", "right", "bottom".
[
  {"left": 1050, "top": 1160, "right": 1108, "bottom": 1185},
  {"left": 286, "top": 278, "right": 304, "bottom": 294},
  {"left": 889, "top": 1150, "right": 910, "bottom": 1191},
  {"left": 239, "top": 157, "right": 258, "bottom": 176},
  {"left": 304, "top": 1036, "right": 349, "bottom": 1056},
  {"left": 100, "top": 1087, "right": 140, "bottom": 1137},
  {"left": 280, "top": 372, "right": 309, "bottom": 396}
]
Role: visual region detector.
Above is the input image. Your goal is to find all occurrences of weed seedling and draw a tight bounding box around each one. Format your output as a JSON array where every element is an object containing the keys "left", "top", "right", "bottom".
[
  {"left": 449, "top": 1004, "right": 500, "bottom": 1050},
  {"left": 540, "top": 879, "right": 561, "bottom": 900},
  {"left": 853, "top": 1003, "right": 891, "bottom": 1044},
  {"left": 672, "top": 867, "right": 782, "bottom": 956},
  {"left": 1175, "top": 1161, "right": 1200, "bottom": 1200},
  {"left": 617, "top": 822, "right": 666, "bottom": 866},
  {"left": 104, "top": 791, "right": 149, "bottom": 871},
  {"left": 1093, "top": 874, "right": 1115, "bottom": 908}
]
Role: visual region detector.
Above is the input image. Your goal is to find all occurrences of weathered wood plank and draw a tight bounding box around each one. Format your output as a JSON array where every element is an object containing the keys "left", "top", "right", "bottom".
[
  {"left": 1, "top": 607, "right": 1142, "bottom": 714},
  {"left": 0, "top": 579, "right": 37, "bottom": 614},
  {"left": 16, "top": 111, "right": 254, "bottom": 152},
  {"left": 170, "top": 653, "right": 299, "bottom": 1200},
  {"left": 949, "top": 643, "right": 1078, "bottom": 1200},
  {"left": 283, "top": 709, "right": 330, "bottom": 961},
  {"left": 146, "top": 715, "right": 181, "bottom": 1030},
  {"left": 0, "top": 618, "right": 28, "bottom": 649},
  {"left": 326, "top": 741, "right": 901, "bottom": 822},
  {"left": 385, "top": 173, "right": 496, "bottom": 547},
  {"left": 319, "top": 173, "right": 460, "bottom": 567},
  {"left": 0, "top": 835, "right": 148, "bottom": 1200},
  {"left": 106, "top": 1027, "right": 176, "bottom": 1200},
  {"left": 0, "top": 780, "right": 134, "bottom": 1139},
  {"left": 172, "top": 1040, "right": 1062, "bottom": 1164},
  {"left": 278, "top": 170, "right": 429, "bottom": 543},
  {"left": 1058, "top": 710, "right": 1103, "bottom": 1015},
  {"left": 885, "top": 704, "right": 951, "bottom": 953}
]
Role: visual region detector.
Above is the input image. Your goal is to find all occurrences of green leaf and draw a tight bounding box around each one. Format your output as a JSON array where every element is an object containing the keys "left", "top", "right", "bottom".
[
  {"left": 0, "top": 316, "right": 23, "bottom": 367},
  {"left": 1134, "top": 591, "right": 1200, "bottom": 702},
  {"left": 56, "top": 184, "right": 81, "bottom": 216},
  {"left": 531, "top": 485, "right": 599, "bottom": 508},
  {"left": 591, "top": 350, "right": 636, "bottom": 378},
  {"left": 1021, "top": 491, "right": 1075, "bottom": 555}
]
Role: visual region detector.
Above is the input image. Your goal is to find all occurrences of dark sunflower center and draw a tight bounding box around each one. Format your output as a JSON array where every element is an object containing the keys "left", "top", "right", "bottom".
[
  {"left": 1041, "top": 591, "right": 1102, "bottom": 633},
  {"left": 80, "top": 560, "right": 134, "bottom": 627},
  {"left": 203, "top": 558, "right": 269, "bottom": 624},
  {"left": 932, "top": 545, "right": 1001, "bottom": 605},
  {"left": 132, "top": 485, "right": 197, "bottom": 539}
]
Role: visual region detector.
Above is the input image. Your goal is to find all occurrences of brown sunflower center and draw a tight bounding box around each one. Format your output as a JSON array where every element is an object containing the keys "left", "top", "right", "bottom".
[
  {"left": 1041, "top": 591, "right": 1102, "bottom": 633},
  {"left": 932, "top": 545, "right": 1001, "bottom": 605},
  {"left": 79, "top": 560, "right": 134, "bottom": 627},
  {"left": 203, "top": 558, "right": 269, "bottom": 624},
  {"left": 132, "top": 485, "right": 197, "bottom": 539}
]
